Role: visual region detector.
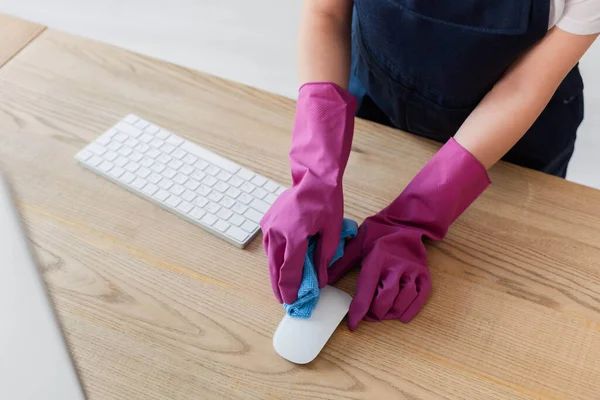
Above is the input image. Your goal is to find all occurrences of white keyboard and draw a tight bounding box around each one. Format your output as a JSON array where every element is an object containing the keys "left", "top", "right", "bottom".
[{"left": 75, "top": 115, "right": 285, "bottom": 248}]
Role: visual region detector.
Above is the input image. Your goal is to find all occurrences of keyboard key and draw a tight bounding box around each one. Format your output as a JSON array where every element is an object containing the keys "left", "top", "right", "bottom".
[
  {"left": 116, "top": 122, "right": 143, "bottom": 138},
  {"left": 114, "top": 132, "right": 129, "bottom": 142},
  {"left": 108, "top": 166, "right": 125, "bottom": 179},
  {"left": 190, "top": 207, "right": 206, "bottom": 220},
  {"left": 183, "top": 154, "right": 198, "bottom": 164},
  {"left": 142, "top": 183, "right": 158, "bottom": 196},
  {"left": 240, "top": 182, "right": 256, "bottom": 194},
  {"left": 153, "top": 189, "right": 170, "bottom": 202},
  {"left": 180, "top": 164, "right": 194, "bottom": 175},
  {"left": 136, "top": 143, "right": 150, "bottom": 153},
  {"left": 134, "top": 120, "right": 149, "bottom": 129},
  {"left": 125, "top": 138, "right": 139, "bottom": 148},
  {"left": 206, "top": 202, "right": 220, "bottom": 214},
  {"left": 88, "top": 143, "right": 107, "bottom": 156},
  {"left": 253, "top": 188, "right": 267, "bottom": 200},
  {"left": 220, "top": 196, "right": 236, "bottom": 209},
  {"left": 140, "top": 157, "right": 154, "bottom": 167},
  {"left": 147, "top": 148, "right": 161, "bottom": 158},
  {"left": 194, "top": 159, "right": 209, "bottom": 170},
  {"left": 214, "top": 181, "right": 229, "bottom": 193},
  {"left": 163, "top": 168, "right": 177, "bottom": 179},
  {"left": 237, "top": 168, "right": 254, "bottom": 181},
  {"left": 98, "top": 161, "right": 113, "bottom": 173},
  {"left": 130, "top": 152, "right": 144, "bottom": 162},
  {"left": 157, "top": 154, "right": 172, "bottom": 165},
  {"left": 244, "top": 208, "right": 263, "bottom": 224},
  {"left": 150, "top": 163, "right": 166, "bottom": 173},
  {"left": 185, "top": 179, "right": 200, "bottom": 191},
  {"left": 206, "top": 165, "right": 220, "bottom": 176},
  {"left": 229, "top": 176, "right": 244, "bottom": 187},
  {"left": 124, "top": 162, "right": 140, "bottom": 173},
  {"left": 146, "top": 124, "right": 160, "bottom": 134},
  {"left": 148, "top": 173, "right": 162, "bottom": 184},
  {"left": 241, "top": 220, "right": 259, "bottom": 233},
  {"left": 264, "top": 181, "right": 279, "bottom": 193},
  {"left": 194, "top": 196, "right": 209, "bottom": 208},
  {"left": 125, "top": 114, "right": 139, "bottom": 124},
  {"left": 140, "top": 133, "right": 153, "bottom": 143},
  {"left": 170, "top": 184, "right": 185, "bottom": 196},
  {"left": 165, "top": 196, "right": 181, "bottom": 208},
  {"left": 177, "top": 201, "right": 194, "bottom": 214},
  {"left": 225, "top": 187, "right": 241, "bottom": 199},
  {"left": 172, "top": 148, "right": 186, "bottom": 159},
  {"left": 87, "top": 155, "right": 103, "bottom": 167},
  {"left": 228, "top": 213, "right": 245, "bottom": 227},
  {"left": 168, "top": 159, "right": 183, "bottom": 170},
  {"left": 250, "top": 199, "right": 270, "bottom": 214},
  {"left": 201, "top": 213, "right": 218, "bottom": 226},
  {"left": 214, "top": 220, "right": 230, "bottom": 233},
  {"left": 150, "top": 139, "right": 164, "bottom": 148},
  {"left": 159, "top": 179, "right": 173, "bottom": 190},
  {"left": 238, "top": 193, "right": 253, "bottom": 205},
  {"left": 104, "top": 151, "right": 118, "bottom": 161},
  {"left": 97, "top": 128, "right": 117, "bottom": 143},
  {"left": 208, "top": 192, "right": 223, "bottom": 202},
  {"left": 118, "top": 146, "right": 133, "bottom": 157},
  {"left": 217, "top": 208, "right": 233, "bottom": 220},
  {"left": 119, "top": 171, "right": 136, "bottom": 184},
  {"left": 275, "top": 187, "right": 285, "bottom": 195},
  {"left": 264, "top": 193, "right": 278, "bottom": 205},
  {"left": 226, "top": 226, "right": 249, "bottom": 242},
  {"left": 173, "top": 173, "right": 188, "bottom": 185},
  {"left": 180, "top": 141, "right": 240, "bottom": 174},
  {"left": 217, "top": 171, "right": 232, "bottom": 181},
  {"left": 197, "top": 185, "right": 212, "bottom": 196},
  {"left": 108, "top": 141, "right": 122, "bottom": 151},
  {"left": 191, "top": 170, "right": 206, "bottom": 181},
  {"left": 96, "top": 134, "right": 113, "bottom": 147},
  {"left": 166, "top": 135, "right": 183, "bottom": 147},
  {"left": 136, "top": 167, "right": 151, "bottom": 178},
  {"left": 232, "top": 203, "right": 248, "bottom": 215},
  {"left": 132, "top": 178, "right": 147, "bottom": 190},
  {"left": 161, "top": 143, "right": 176, "bottom": 154},
  {"left": 156, "top": 129, "right": 170, "bottom": 139},
  {"left": 76, "top": 150, "right": 92, "bottom": 162},
  {"left": 251, "top": 175, "right": 268, "bottom": 187},
  {"left": 203, "top": 176, "right": 218, "bottom": 187},
  {"left": 182, "top": 190, "right": 197, "bottom": 202}
]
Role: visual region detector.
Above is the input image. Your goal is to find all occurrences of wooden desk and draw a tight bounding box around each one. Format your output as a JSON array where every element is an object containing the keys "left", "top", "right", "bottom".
[
  {"left": 0, "top": 20, "right": 599, "bottom": 400},
  {"left": 0, "top": 14, "right": 45, "bottom": 68}
]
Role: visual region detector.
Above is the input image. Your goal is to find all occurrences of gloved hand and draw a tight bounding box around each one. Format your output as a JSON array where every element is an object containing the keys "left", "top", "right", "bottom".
[
  {"left": 328, "top": 138, "right": 491, "bottom": 330},
  {"left": 260, "top": 82, "right": 357, "bottom": 304}
]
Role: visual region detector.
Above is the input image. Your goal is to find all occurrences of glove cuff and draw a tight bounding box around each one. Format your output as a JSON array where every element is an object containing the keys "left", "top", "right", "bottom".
[{"left": 378, "top": 138, "right": 491, "bottom": 240}]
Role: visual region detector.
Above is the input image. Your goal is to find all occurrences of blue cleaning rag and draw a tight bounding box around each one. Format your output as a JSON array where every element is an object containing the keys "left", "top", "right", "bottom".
[{"left": 284, "top": 218, "right": 358, "bottom": 318}]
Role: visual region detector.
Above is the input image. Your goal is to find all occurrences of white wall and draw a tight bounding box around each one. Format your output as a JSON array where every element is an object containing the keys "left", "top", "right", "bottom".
[{"left": 2, "top": 0, "right": 599, "bottom": 188}]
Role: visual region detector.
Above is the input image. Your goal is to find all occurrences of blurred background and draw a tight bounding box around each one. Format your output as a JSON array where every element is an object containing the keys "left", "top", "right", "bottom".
[{"left": 2, "top": 0, "right": 599, "bottom": 188}]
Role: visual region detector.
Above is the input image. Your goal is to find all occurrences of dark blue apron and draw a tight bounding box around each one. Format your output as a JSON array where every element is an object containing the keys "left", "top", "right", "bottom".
[{"left": 349, "top": 0, "right": 584, "bottom": 177}]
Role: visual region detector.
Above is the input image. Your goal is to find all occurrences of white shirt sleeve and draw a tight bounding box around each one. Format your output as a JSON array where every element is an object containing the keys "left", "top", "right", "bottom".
[{"left": 556, "top": 0, "right": 600, "bottom": 35}]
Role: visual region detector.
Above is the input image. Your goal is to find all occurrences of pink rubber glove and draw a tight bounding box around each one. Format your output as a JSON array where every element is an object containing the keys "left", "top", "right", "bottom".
[
  {"left": 328, "top": 138, "right": 491, "bottom": 330},
  {"left": 260, "top": 82, "right": 357, "bottom": 304}
]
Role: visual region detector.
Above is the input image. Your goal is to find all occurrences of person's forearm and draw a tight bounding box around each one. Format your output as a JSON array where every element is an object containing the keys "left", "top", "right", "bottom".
[
  {"left": 455, "top": 28, "right": 598, "bottom": 169},
  {"left": 298, "top": 0, "right": 353, "bottom": 88}
]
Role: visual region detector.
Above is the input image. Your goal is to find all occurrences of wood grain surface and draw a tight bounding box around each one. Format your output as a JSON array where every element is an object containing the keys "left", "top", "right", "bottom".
[
  {"left": 0, "top": 14, "right": 45, "bottom": 68},
  {"left": 0, "top": 27, "right": 599, "bottom": 399}
]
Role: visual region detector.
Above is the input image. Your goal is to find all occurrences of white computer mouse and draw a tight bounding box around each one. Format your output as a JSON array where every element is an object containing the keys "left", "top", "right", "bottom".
[{"left": 273, "top": 285, "right": 352, "bottom": 364}]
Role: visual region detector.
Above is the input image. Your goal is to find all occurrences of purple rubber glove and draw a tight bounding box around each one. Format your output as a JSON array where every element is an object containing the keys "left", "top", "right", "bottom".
[
  {"left": 260, "top": 82, "right": 357, "bottom": 304},
  {"left": 328, "top": 138, "right": 491, "bottom": 330}
]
